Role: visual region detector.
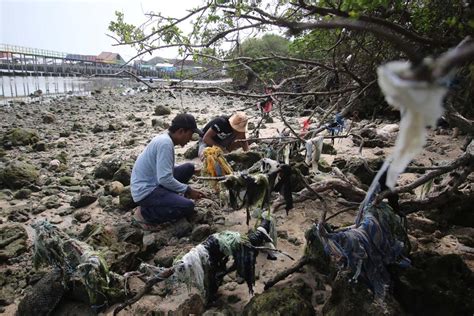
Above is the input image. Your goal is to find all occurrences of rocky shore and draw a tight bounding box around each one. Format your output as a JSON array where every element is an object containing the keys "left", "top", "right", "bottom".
[{"left": 0, "top": 87, "right": 473, "bottom": 315}]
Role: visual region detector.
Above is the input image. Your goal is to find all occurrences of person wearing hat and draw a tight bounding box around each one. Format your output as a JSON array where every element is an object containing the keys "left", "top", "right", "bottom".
[
  {"left": 198, "top": 111, "right": 249, "bottom": 159},
  {"left": 131, "top": 113, "right": 206, "bottom": 230}
]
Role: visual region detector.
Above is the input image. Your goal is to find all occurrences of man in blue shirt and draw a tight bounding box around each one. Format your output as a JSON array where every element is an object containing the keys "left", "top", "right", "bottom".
[{"left": 131, "top": 113, "right": 206, "bottom": 229}]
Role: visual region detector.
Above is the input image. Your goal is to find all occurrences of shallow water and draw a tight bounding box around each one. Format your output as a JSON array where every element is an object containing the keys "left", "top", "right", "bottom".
[{"left": 0, "top": 76, "right": 134, "bottom": 99}]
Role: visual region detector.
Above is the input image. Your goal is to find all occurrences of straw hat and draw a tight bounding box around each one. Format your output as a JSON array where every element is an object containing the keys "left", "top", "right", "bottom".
[{"left": 229, "top": 112, "right": 248, "bottom": 132}]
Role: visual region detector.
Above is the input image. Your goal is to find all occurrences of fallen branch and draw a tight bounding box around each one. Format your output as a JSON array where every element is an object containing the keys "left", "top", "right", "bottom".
[
  {"left": 113, "top": 268, "right": 174, "bottom": 315},
  {"left": 264, "top": 256, "right": 310, "bottom": 290},
  {"left": 273, "top": 178, "right": 366, "bottom": 211},
  {"left": 399, "top": 164, "right": 473, "bottom": 214},
  {"left": 252, "top": 246, "right": 296, "bottom": 261},
  {"left": 377, "top": 152, "right": 473, "bottom": 201}
]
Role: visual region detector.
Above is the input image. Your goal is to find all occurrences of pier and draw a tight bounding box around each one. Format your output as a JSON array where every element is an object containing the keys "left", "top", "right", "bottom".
[{"left": 0, "top": 44, "right": 137, "bottom": 77}]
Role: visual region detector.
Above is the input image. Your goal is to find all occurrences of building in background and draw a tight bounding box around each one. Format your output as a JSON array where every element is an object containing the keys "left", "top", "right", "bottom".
[{"left": 97, "top": 52, "right": 125, "bottom": 65}]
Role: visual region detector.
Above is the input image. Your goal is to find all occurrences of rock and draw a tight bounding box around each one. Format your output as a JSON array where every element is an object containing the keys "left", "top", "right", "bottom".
[
  {"left": 243, "top": 286, "right": 314, "bottom": 316},
  {"left": 0, "top": 224, "right": 28, "bottom": 263},
  {"left": 113, "top": 224, "right": 144, "bottom": 246},
  {"left": 323, "top": 271, "right": 404, "bottom": 315},
  {"left": 2, "top": 128, "right": 39, "bottom": 147},
  {"left": 106, "top": 242, "right": 141, "bottom": 274},
  {"left": 317, "top": 158, "right": 332, "bottom": 173},
  {"left": 59, "top": 131, "right": 70, "bottom": 138},
  {"left": 184, "top": 142, "right": 199, "bottom": 159},
  {"left": 353, "top": 127, "right": 393, "bottom": 148},
  {"left": 0, "top": 161, "right": 39, "bottom": 190},
  {"left": 151, "top": 118, "right": 169, "bottom": 129},
  {"left": 227, "top": 294, "right": 241, "bottom": 304},
  {"left": 7, "top": 206, "right": 30, "bottom": 222},
  {"left": 315, "top": 292, "right": 325, "bottom": 305},
  {"left": 118, "top": 186, "right": 137, "bottom": 210},
  {"left": 56, "top": 140, "right": 67, "bottom": 148},
  {"left": 203, "top": 306, "right": 237, "bottom": 316},
  {"left": 153, "top": 246, "right": 183, "bottom": 267},
  {"left": 225, "top": 151, "right": 262, "bottom": 171},
  {"left": 79, "top": 223, "right": 114, "bottom": 247},
  {"left": 13, "top": 188, "right": 32, "bottom": 199},
  {"left": 42, "top": 113, "right": 56, "bottom": 123},
  {"left": 407, "top": 214, "right": 438, "bottom": 233},
  {"left": 277, "top": 230, "right": 288, "bottom": 239},
  {"left": 378, "top": 123, "right": 399, "bottom": 135},
  {"left": 94, "top": 157, "right": 123, "bottom": 180},
  {"left": 41, "top": 196, "right": 62, "bottom": 209},
  {"left": 92, "top": 124, "right": 105, "bottom": 133},
  {"left": 104, "top": 181, "right": 125, "bottom": 196},
  {"left": 74, "top": 211, "right": 91, "bottom": 223},
  {"left": 32, "top": 142, "right": 46, "bottom": 152},
  {"left": 322, "top": 142, "right": 337, "bottom": 155},
  {"left": 143, "top": 233, "right": 168, "bottom": 259},
  {"left": 374, "top": 148, "right": 385, "bottom": 156},
  {"left": 332, "top": 156, "right": 384, "bottom": 186},
  {"left": 108, "top": 122, "right": 122, "bottom": 131},
  {"left": 466, "top": 139, "right": 474, "bottom": 156},
  {"left": 50, "top": 300, "right": 96, "bottom": 316},
  {"left": 72, "top": 122, "right": 83, "bottom": 131},
  {"left": 50, "top": 215, "right": 63, "bottom": 224},
  {"left": 17, "top": 271, "right": 66, "bottom": 316},
  {"left": 154, "top": 105, "right": 171, "bottom": 116},
  {"left": 175, "top": 293, "right": 205, "bottom": 315},
  {"left": 287, "top": 236, "right": 302, "bottom": 246},
  {"left": 173, "top": 218, "right": 193, "bottom": 238},
  {"left": 70, "top": 189, "right": 97, "bottom": 208},
  {"left": 59, "top": 176, "right": 80, "bottom": 186},
  {"left": 112, "top": 163, "right": 132, "bottom": 186},
  {"left": 392, "top": 252, "right": 474, "bottom": 315},
  {"left": 191, "top": 224, "right": 213, "bottom": 242},
  {"left": 49, "top": 159, "right": 61, "bottom": 170},
  {"left": 423, "top": 191, "right": 474, "bottom": 228},
  {"left": 408, "top": 234, "right": 419, "bottom": 252},
  {"left": 98, "top": 195, "right": 114, "bottom": 208}
]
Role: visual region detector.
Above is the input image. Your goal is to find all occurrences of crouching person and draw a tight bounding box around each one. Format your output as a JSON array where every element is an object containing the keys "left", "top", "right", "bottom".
[{"left": 131, "top": 113, "right": 206, "bottom": 230}]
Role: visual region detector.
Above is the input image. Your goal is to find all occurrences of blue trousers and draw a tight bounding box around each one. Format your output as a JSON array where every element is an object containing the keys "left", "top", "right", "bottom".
[{"left": 139, "top": 163, "right": 195, "bottom": 224}]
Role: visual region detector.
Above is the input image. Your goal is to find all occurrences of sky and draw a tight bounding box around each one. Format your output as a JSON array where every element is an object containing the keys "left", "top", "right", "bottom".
[{"left": 0, "top": 0, "right": 199, "bottom": 61}]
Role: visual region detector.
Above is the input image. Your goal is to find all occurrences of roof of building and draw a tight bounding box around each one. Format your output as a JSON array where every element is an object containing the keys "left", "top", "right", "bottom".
[{"left": 97, "top": 52, "right": 125, "bottom": 64}]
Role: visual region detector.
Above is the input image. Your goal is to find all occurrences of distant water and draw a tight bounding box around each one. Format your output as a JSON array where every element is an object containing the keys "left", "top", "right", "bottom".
[
  {"left": 0, "top": 75, "right": 233, "bottom": 105},
  {"left": 0, "top": 76, "right": 134, "bottom": 99}
]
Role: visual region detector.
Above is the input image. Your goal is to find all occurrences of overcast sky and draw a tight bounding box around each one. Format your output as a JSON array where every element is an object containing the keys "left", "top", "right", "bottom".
[{"left": 0, "top": 0, "right": 198, "bottom": 61}]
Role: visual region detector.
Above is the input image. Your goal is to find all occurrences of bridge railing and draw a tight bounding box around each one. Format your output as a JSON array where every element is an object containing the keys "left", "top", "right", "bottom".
[{"left": 0, "top": 44, "right": 67, "bottom": 59}]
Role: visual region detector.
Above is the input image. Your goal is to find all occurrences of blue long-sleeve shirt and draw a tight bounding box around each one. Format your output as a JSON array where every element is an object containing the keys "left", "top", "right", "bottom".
[{"left": 131, "top": 133, "right": 188, "bottom": 202}]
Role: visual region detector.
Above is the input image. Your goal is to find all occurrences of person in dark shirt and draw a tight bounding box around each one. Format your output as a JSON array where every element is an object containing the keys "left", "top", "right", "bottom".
[{"left": 198, "top": 112, "right": 249, "bottom": 159}]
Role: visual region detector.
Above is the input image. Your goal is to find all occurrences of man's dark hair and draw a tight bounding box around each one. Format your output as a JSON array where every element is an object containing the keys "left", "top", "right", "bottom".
[
  {"left": 169, "top": 125, "right": 192, "bottom": 133},
  {"left": 168, "top": 113, "right": 202, "bottom": 136}
]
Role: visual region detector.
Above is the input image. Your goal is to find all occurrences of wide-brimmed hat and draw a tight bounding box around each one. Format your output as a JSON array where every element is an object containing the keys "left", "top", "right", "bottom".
[{"left": 229, "top": 112, "right": 248, "bottom": 132}]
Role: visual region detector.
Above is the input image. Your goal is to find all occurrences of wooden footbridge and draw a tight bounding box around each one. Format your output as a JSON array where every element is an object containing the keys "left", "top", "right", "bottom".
[{"left": 0, "top": 44, "right": 161, "bottom": 78}]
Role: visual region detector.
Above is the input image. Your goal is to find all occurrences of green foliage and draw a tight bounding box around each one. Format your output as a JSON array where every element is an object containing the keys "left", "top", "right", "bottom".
[
  {"left": 227, "top": 34, "right": 291, "bottom": 85},
  {"left": 410, "top": 0, "right": 473, "bottom": 42},
  {"left": 108, "top": 12, "right": 144, "bottom": 47},
  {"left": 289, "top": 29, "right": 339, "bottom": 60}
]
